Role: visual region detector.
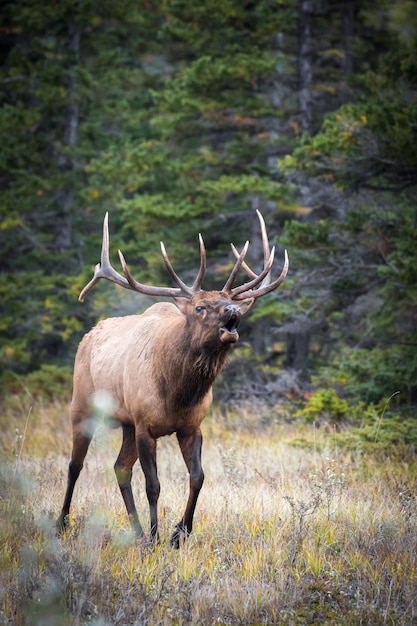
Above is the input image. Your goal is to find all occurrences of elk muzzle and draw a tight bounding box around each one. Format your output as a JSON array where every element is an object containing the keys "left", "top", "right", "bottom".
[{"left": 219, "top": 303, "right": 242, "bottom": 344}]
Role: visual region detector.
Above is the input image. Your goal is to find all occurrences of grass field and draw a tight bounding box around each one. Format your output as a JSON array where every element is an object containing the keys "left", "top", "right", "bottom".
[{"left": 1, "top": 397, "right": 416, "bottom": 625}]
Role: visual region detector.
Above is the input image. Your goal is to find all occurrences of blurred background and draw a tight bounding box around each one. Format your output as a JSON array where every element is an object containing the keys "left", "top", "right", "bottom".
[{"left": 1, "top": 0, "right": 416, "bottom": 421}]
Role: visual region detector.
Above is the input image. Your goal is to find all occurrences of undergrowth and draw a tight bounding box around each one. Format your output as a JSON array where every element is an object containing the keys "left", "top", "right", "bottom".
[{"left": 1, "top": 399, "right": 416, "bottom": 625}]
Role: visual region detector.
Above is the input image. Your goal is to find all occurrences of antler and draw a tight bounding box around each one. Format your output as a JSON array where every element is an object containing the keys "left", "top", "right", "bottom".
[
  {"left": 79, "top": 213, "right": 206, "bottom": 302},
  {"left": 79, "top": 210, "right": 288, "bottom": 304},
  {"left": 225, "top": 209, "right": 289, "bottom": 302}
]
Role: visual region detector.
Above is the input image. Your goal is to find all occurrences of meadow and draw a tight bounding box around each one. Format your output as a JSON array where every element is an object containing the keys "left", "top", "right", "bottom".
[{"left": 1, "top": 396, "right": 416, "bottom": 625}]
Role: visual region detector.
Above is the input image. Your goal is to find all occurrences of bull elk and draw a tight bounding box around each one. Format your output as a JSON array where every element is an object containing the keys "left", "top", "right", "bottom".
[{"left": 58, "top": 211, "right": 288, "bottom": 547}]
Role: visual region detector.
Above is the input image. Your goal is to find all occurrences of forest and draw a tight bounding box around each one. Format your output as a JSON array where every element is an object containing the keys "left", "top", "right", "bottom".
[
  {"left": 1, "top": 0, "right": 417, "bottom": 424},
  {"left": 1, "top": 1, "right": 417, "bottom": 624}
]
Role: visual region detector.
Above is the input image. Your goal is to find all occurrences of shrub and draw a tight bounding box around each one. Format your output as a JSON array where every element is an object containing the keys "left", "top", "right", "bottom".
[
  {"left": 1, "top": 364, "right": 72, "bottom": 402},
  {"left": 295, "top": 389, "right": 351, "bottom": 423}
]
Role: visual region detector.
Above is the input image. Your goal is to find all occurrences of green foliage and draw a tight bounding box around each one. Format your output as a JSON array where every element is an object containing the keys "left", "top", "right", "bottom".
[
  {"left": 83, "top": 0, "right": 297, "bottom": 288},
  {"left": 0, "top": 272, "right": 84, "bottom": 378},
  {"left": 1, "top": 364, "right": 73, "bottom": 402},
  {"left": 329, "top": 346, "right": 417, "bottom": 406},
  {"left": 279, "top": 34, "right": 417, "bottom": 405},
  {"left": 307, "top": 201, "right": 417, "bottom": 406},
  {"left": 336, "top": 413, "right": 417, "bottom": 452},
  {"left": 279, "top": 43, "right": 417, "bottom": 190},
  {"left": 283, "top": 219, "right": 331, "bottom": 247},
  {"left": 1, "top": 0, "right": 417, "bottom": 415},
  {"left": 0, "top": 0, "right": 163, "bottom": 385},
  {"left": 294, "top": 389, "right": 351, "bottom": 423},
  {"left": 154, "top": 52, "right": 277, "bottom": 122},
  {"left": 248, "top": 296, "right": 294, "bottom": 324}
]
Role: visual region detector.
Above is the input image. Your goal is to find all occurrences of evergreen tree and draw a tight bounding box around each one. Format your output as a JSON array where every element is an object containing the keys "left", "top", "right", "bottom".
[
  {"left": 279, "top": 3, "right": 417, "bottom": 405},
  {"left": 0, "top": 0, "right": 161, "bottom": 380},
  {"left": 88, "top": 0, "right": 298, "bottom": 272},
  {"left": 1, "top": 0, "right": 416, "bottom": 411}
]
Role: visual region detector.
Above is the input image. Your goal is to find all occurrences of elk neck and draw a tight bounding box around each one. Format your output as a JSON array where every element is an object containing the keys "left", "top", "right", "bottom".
[{"left": 158, "top": 321, "right": 233, "bottom": 410}]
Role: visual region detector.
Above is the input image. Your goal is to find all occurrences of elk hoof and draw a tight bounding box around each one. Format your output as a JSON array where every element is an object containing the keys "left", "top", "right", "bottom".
[
  {"left": 170, "top": 523, "right": 189, "bottom": 549},
  {"left": 56, "top": 514, "right": 69, "bottom": 537},
  {"left": 149, "top": 531, "right": 160, "bottom": 548}
]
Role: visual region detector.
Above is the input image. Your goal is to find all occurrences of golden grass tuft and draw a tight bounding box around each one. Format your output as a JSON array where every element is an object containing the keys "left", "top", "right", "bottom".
[{"left": 1, "top": 400, "right": 417, "bottom": 624}]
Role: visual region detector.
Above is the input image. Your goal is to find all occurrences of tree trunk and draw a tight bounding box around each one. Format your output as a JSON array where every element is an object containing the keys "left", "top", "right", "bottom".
[
  {"left": 298, "top": 0, "right": 314, "bottom": 134},
  {"left": 55, "top": 25, "right": 80, "bottom": 251},
  {"left": 282, "top": 315, "right": 311, "bottom": 380},
  {"left": 341, "top": 1, "right": 355, "bottom": 76}
]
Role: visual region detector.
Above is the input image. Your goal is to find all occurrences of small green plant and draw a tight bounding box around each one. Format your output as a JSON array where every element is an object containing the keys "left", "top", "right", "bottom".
[
  {"left": 295, "top": 389, "right": 351, "bottom": 423},
  {"left": 335, "top": 413, "right": 417, "bottom": 451}
]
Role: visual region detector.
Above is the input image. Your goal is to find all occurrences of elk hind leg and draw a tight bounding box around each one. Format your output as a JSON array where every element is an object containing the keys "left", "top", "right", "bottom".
[
  {"left": 171, "top": 428, "right": 204, "bottom": 548},
  {"left": 114, "top": 424, "right": 143, "bottom": 537}
]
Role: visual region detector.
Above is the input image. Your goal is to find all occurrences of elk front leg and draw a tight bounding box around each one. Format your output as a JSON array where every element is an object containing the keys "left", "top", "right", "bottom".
[
  {"left": 57, "top": 427, "right": 92, "bottom": 533},
  {"left": 114, "top": 424, "right": 143, "bottom": 538},
  {"left": 137, "top": 432, "right": 160, "bottom": 543},
  {"left": 171, "top": 428, "right": 204, "bottom": 548}
]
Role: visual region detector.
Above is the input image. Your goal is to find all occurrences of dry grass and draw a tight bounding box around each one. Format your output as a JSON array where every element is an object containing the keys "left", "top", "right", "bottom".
[{"left": 1, "top": 398, "right": 417, "bottom": 625}]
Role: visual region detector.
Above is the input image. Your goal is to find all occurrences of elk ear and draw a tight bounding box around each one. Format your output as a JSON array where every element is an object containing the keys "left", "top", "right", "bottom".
[
  {"left": 174, "top": 297, "right": 192, "bottom": 313},
  {"left": 237, "top": 298, "right": 255, "bottom": 315}
]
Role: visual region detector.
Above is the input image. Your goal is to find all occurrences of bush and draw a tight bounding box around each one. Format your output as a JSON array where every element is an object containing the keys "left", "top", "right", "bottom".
[
  {"left": 294, "top": 389, "right": 351, "bottom": 423},
  {"left": 1, "top": 364, "right": 73, "bottom": 402},
  {"left": 335, "top": 412, "right": 417, "bottom": 452}
]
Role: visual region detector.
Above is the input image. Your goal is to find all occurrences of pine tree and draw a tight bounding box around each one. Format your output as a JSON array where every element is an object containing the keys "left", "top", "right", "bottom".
[
  {"left": 0, "top": 0, "right": 162, "bottom": 380},
  {"left": 279, "top": 2, "right": 417, "bottom": 404}
]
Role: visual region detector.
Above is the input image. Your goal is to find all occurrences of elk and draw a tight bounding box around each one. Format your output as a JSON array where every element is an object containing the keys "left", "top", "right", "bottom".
[{"left": 57, "top": 211, "right": 288, "bottom": 547}]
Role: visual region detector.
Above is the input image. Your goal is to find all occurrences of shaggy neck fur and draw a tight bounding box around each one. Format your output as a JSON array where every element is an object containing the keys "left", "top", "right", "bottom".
[{"left": 172, "top": 339, "right": 232, "bottom": 410}]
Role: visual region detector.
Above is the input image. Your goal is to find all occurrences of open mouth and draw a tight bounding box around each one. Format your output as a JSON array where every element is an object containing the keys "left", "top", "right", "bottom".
[{"left": 219, "top": 313, "right": 240, "bottom": 344}]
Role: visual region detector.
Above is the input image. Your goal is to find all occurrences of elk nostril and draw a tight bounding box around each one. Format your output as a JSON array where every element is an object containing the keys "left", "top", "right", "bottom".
[{"left": 224, "top": 304, "right": 241, "bottom": 315}]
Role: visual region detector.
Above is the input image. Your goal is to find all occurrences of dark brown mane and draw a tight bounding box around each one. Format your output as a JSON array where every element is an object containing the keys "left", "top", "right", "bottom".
[{"left": 175, "top": 340, "right": 232, "bottom": 409}]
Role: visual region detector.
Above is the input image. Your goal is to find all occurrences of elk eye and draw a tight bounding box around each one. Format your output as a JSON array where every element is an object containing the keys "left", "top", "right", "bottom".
[{"left": 195, "top": 305, "right": 206, "bottom": 313}]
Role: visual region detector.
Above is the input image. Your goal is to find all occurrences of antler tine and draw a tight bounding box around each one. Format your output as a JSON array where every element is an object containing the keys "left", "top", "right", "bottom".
[
  {"left": 227, "top": 209, "right": 289, "bottom": 302},
  {"left": 233, "top": 249, "right": 289, "bottom": 301},
  {"left": 191, "top": 234, "right": 207, "bottom": 292},
  {"left": 222, "top": 240, "right": 250, "bottom": 293},
  {"left": 230, "top": 240, "right": 273, "bottom": 291},
  {"left": 160, "top": 241, "right": 194, "bottom": 296},
  {"left": 255, "top": 208, "right": 272, "bottom": 287},
  {"left": 79, "top": 212, "right": 132, "bottom": 302},
  {"left": 79, "top": 213, "right": 189, "bottom": 302},
  {"left": 256, "top": 209, "right": 270, "bottom": 257},
  {"left": 230, "top": 209, "right": 273, "bottom": 284},
  {"left": 230, "top": 246, "right": 276, "bottom": 297},
  {"left": 230, "top": 243, "right": 256, "bottom": 279},
  {"left": 117, "top": 250, "right": 185, "bottom": 298}
]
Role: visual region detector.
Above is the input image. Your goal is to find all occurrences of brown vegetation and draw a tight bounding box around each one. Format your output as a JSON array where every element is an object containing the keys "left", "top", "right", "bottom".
[{"left": 1, "top": 398, "right": 417, "bottom": 625}]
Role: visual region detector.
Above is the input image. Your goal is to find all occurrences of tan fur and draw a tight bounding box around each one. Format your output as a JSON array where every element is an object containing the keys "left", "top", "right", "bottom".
[{"left": 72, "top": 299, "right": 220, "bottom": 436}]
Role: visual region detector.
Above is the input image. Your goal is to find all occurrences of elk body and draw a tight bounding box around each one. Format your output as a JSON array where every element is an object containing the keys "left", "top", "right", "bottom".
[{"left": 57, "top": 211, "right": 288, "bottom": 547}]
